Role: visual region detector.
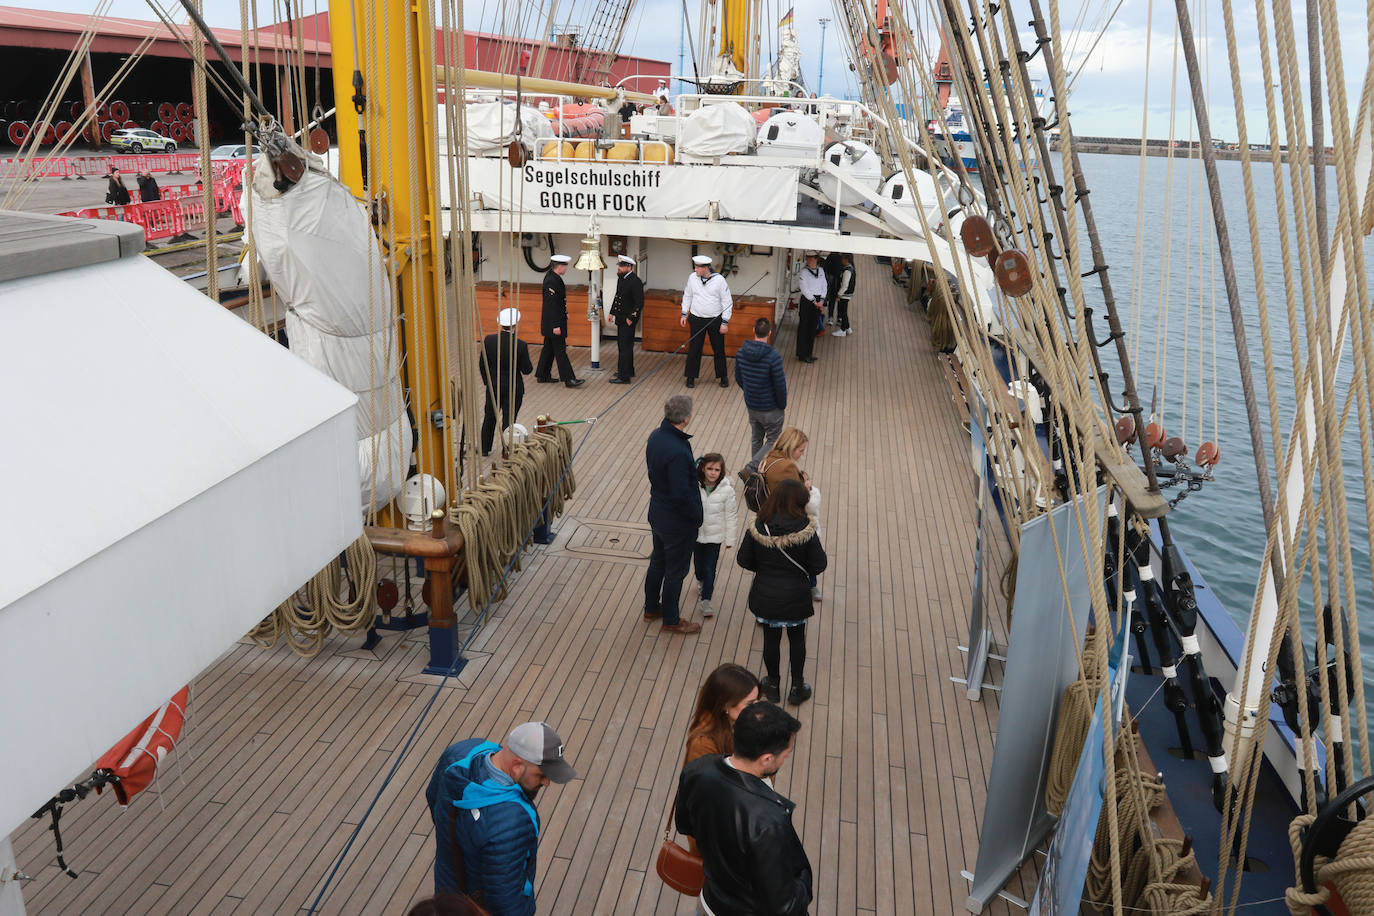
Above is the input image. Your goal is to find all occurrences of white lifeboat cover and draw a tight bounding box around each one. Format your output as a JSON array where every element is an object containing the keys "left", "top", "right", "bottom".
[
  {"left": 246, "top": 159, "right": 412, "bottom": 515},
  {"left": 678, "top": 102, "right": 756, "bottom": 157},
  {"left": 882, "top": 168, "right": 943, "bottom": 226},
  {"left": 820, "top": 140, "right": 881, "bottom": 207},
  {"left": 756, "top": 110, "right": 824, "bottom": 158},
  {"left": 455, "top": 101, "right": 555, "bottom": 155}
]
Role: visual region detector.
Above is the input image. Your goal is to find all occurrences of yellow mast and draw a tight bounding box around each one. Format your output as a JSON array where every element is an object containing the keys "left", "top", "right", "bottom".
[
  {"left": 329, "top": 0, "right": 453, "bottom": 508},
  {"left": 719, "top": 0, "right": 753, "bottom": 81}
]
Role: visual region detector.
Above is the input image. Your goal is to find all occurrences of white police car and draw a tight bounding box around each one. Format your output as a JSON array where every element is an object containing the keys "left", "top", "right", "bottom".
[{"left": 110, "top": 128, "right": 178, "bottom": 153}]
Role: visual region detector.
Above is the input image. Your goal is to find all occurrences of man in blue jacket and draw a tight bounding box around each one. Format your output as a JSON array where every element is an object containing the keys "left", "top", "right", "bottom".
[
  {"left": 643, "top": 394, "right": 704, "bottom": 634},
  {"left": 426, "top": 721, "right": 577, "bottom": 914},
  {"left": 734, "top": 317, "right": 788, "bottom": 476}
]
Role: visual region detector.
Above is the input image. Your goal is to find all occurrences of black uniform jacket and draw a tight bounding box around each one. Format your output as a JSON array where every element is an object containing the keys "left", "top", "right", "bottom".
[
  {"left": 480, "top": 329, "right": 532, "bottom": 400},
  {"left": 609, "top": 270, "right": 644, "bottom": 323},
  {"left": 541, "top": 269, "right": 567, "bottom": 336}
]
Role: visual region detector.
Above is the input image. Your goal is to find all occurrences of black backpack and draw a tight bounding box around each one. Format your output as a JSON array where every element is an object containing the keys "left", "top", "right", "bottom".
[{"left": 742, "top": 458, "right": 778, "bottom": 513}]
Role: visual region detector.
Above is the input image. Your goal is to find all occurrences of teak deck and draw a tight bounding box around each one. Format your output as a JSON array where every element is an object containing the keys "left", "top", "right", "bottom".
[{"left": 13, "top": 259, "right": 1036, "bottom": 914}]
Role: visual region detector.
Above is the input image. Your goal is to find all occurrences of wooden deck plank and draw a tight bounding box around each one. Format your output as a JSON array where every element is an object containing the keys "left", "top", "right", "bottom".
[{"left": 11, "top": 257, "right": 1028, "bottom": 915}]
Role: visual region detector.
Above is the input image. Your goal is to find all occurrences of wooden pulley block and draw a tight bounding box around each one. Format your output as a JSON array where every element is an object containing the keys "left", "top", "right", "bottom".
[
  {"left": 272, "top": 150, "right": 306, "bottom": 184},
  {"left": 993, "top": 248, "right": 1034, "bottom": 297},
  {"left": 960, "top": 214, "right": 997, "bottom": 257},
  {"left": 1144, "top": 422, "right": 1167, "bottom": 450},
  {"left": 377, "top": 579, "right": 400, "bottom": 612},
  {"left": 1196, "top": 441, "right": 1221, "bottom": 468},
  {"left": 1114, "top": 415, "right": 1137, "bottom": 445},
  {"left": 507, "top": 139, "right": 528, "bottom": 167},
  {"left": 1162, "top": 436, "right": 1187, "bottom": 460},
  {"left": 309, "top": 127, "right": 330, "bottom": 154}
]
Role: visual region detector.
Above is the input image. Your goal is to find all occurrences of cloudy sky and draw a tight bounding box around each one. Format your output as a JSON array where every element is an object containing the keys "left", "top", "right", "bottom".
[{"left": 41, "top": 0, "right": 1367, "bottom": 141}]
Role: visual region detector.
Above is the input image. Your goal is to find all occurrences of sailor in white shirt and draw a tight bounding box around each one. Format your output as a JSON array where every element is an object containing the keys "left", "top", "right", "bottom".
[
  {"left": 795, "top": 251, "right": 826, "bottom": 363},
  {"left": 680, "top": 254, "right": 734, "bottom": 388}
]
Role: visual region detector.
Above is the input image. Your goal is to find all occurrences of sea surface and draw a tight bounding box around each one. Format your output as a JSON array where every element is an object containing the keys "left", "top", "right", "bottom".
[{"left": 1066, "top": 150, "right": 1374, "bottom": 729}]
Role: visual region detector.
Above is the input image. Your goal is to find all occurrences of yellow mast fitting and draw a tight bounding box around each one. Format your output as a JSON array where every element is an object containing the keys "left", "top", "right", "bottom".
[{"left": 436, "top": 67, "right": 656, "bottom": 104}]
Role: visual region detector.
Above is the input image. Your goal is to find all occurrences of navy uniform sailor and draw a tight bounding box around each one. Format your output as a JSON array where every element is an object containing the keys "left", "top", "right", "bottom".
[
  {"left": 680, "top": 254, "right": 733, "bottom": 389},
  {"left": 609, "top": 254, "right": 645, "bottom": 384},
  {"left": 534, "top": 254, "right": 585, "bottom": 388},
  {"left": 795, "top": 251, "right": 826, "bottom": 363}
]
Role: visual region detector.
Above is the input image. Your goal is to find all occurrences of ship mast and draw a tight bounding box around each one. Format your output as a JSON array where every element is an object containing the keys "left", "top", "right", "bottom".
[{"left": 328, "top": 0, "right": 452, "bottom": 505}]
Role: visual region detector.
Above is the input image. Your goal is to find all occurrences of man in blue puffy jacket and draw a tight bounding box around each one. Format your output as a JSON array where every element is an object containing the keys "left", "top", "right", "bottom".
[
  {"left": 426, "top": 722, "right": 577, "bottom": 914},
  {"left": 733, "top": 317, "right": 788, "bottom": 476}
]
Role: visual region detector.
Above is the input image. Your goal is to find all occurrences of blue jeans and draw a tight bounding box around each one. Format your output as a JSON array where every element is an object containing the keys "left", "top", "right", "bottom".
[
  {"left": 645, "top": 526, "right": 695, "bottom": 625},
  {"left": 693, "top": 542, "right": 722, "bottom": 601}
]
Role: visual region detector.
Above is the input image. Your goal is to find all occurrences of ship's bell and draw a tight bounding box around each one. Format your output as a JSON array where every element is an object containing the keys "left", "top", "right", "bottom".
[{"left": 574, "top": 236, "right": 605, "bottom": 271}]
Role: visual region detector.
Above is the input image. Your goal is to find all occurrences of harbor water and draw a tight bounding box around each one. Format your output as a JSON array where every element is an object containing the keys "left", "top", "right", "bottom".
[{"left": 1072, "top": 149, "right": 1374, "bottom": 730}]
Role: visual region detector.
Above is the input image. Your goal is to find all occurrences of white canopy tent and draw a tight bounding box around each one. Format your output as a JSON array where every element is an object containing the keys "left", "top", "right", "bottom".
[{"left": 0, "top": 212, "right": 361, "bottom": 840}]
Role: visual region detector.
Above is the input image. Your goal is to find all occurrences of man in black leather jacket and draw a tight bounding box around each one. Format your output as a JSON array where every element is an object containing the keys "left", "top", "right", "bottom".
[{"left": 677, "top": 702, "right": 812, "bottom": 915}]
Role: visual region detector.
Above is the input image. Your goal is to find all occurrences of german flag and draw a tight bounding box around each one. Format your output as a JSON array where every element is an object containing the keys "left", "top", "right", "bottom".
[{"left": 777, "top": 6, "right": 794, "bottom": 27}]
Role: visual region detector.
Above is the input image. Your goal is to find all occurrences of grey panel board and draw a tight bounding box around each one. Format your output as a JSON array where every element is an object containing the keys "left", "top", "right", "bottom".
[
  {"left": 0, "top": 210, "right": 144, "bottom": 283},
  {"left": 965, "top": 486, "right": 1104, "bottom": 912}
]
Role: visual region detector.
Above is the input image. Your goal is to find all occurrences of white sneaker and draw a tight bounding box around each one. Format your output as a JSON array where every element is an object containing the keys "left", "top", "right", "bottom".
[
  {"left": 811, "top": 586, "right": 822, "bottom": 602},
  {"left": 701, "top": 599, "right": 715, "bottom": 618}
]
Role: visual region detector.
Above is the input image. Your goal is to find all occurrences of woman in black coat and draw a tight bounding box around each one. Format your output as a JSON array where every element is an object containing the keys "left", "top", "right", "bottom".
[{"left": 737, "top": 478, "right": 827, "bottom": 705}]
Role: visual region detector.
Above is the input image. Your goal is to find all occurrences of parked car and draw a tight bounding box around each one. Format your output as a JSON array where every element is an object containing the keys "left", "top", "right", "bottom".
[
  {"left": 209, "top": 144, "right": 262, "bottom": 159},
  {"left": 110, "top": 128, "right": 177, "bottom": 153}
]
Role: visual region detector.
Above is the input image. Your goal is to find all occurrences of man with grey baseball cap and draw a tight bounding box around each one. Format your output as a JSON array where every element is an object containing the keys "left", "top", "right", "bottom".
[{"left": 426, "top": 722, "right": 576, "bottom": 914}]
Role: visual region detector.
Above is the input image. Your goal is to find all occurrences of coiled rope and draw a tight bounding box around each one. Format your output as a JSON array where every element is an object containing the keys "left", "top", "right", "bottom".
[
  {"left": 246, "top": 534, "right": 379, "bottom": 657},
  {"left": 450, "top": 425, "right": 576, "bottom": 612},
  {"left": 1285, "top": 813, "right": 1374, "bottom": 914}
]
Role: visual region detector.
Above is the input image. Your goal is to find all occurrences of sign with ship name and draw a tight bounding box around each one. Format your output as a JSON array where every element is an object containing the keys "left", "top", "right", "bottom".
[{"left": 466, "top": 159, "right": 800, "bottom": 221}]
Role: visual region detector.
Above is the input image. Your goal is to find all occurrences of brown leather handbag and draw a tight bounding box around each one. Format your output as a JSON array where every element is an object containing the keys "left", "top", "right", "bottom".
[{"left": 656, "top": 787, "right": 704, "bottom": 896}]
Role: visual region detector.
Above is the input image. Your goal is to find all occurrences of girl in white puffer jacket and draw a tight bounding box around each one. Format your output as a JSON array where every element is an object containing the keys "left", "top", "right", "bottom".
[{"left": 694, "top": 453, "right": 739, "bottom": 618}]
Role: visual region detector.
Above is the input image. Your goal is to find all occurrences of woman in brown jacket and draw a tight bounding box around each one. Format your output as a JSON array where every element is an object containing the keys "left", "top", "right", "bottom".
[
  {"left": 680, "top": 663, "right": 761, "bottom": 853},
  {"left": 759, "top": 427, "right": 809, "bottom": 493}
]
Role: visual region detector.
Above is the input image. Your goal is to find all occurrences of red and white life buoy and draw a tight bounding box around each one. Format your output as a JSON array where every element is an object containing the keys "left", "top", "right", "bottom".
[{"left": 94, "top": 686, "right": 191, "bottom": 806}]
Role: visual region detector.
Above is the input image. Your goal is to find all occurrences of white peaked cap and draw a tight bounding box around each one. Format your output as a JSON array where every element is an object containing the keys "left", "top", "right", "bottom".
[
  {"left": 550, "top": 254, "right": 571, "bottom": 263},
  {"left": 618, "top": 254, "right": 636, "bottom": 266},
  {"left": 498, "top": 308, "right": 521, "bottom": 326},
  {"left": 692, "top": 255, "right": 712, "bottom": 266}
]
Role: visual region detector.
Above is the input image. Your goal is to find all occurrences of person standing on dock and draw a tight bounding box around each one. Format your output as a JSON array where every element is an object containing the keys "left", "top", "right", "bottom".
[
  {"left": 136, "top": 170, "right": 161, "bottom": 203},
  {"left": 681, "top": 254, "right": 733, "bottom": 389},
  {"left": 795, "top": 252, "right": 825, "bottom": 363},
  {"left": 608, "top": 254, "right": 643, "bottom": 384},
  {"left": 832, "top": 253, "right": 855, "bottom": 336},
  {"left": 676, "top": 702, "right": 812, "bottom": 916},
  {"left": 534, "top": 254, "right": 585, "bottom": 388},
  {"left": 734, "top": 317, "right": 788, "bottom": 477},
  {"left": 105, "top": 167, "right": 131, "bottom": 206},
  {"left": 480, "top": 307, "right": 533, "bottom": 457},
  {"left": 425, "top": 721, "right": 576, "bottom": 913},
  {"left": 644, "top": 394, "right": 704, "bottom": 634}
]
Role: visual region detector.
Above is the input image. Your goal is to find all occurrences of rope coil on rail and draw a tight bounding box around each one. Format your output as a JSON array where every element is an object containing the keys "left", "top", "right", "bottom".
[
  {"left": 1285, "top": 813, "right": 1374, "bottom": 914},
  {"left": 246, "top": 535, "right": 379, "bottom": 657},
  {"left": 450, "top": 425, "right": 576, "bottom": 613}
]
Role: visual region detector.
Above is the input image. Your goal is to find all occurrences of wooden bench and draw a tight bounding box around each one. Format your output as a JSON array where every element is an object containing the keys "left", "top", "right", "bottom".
[{"left": 637, "top": 291, "right": 775, "bottom": 357}]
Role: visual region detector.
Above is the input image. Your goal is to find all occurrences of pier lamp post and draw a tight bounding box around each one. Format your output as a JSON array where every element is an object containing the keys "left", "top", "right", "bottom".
[{"left": 817, "top": 18, "right": 830, "bottom": 96}]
